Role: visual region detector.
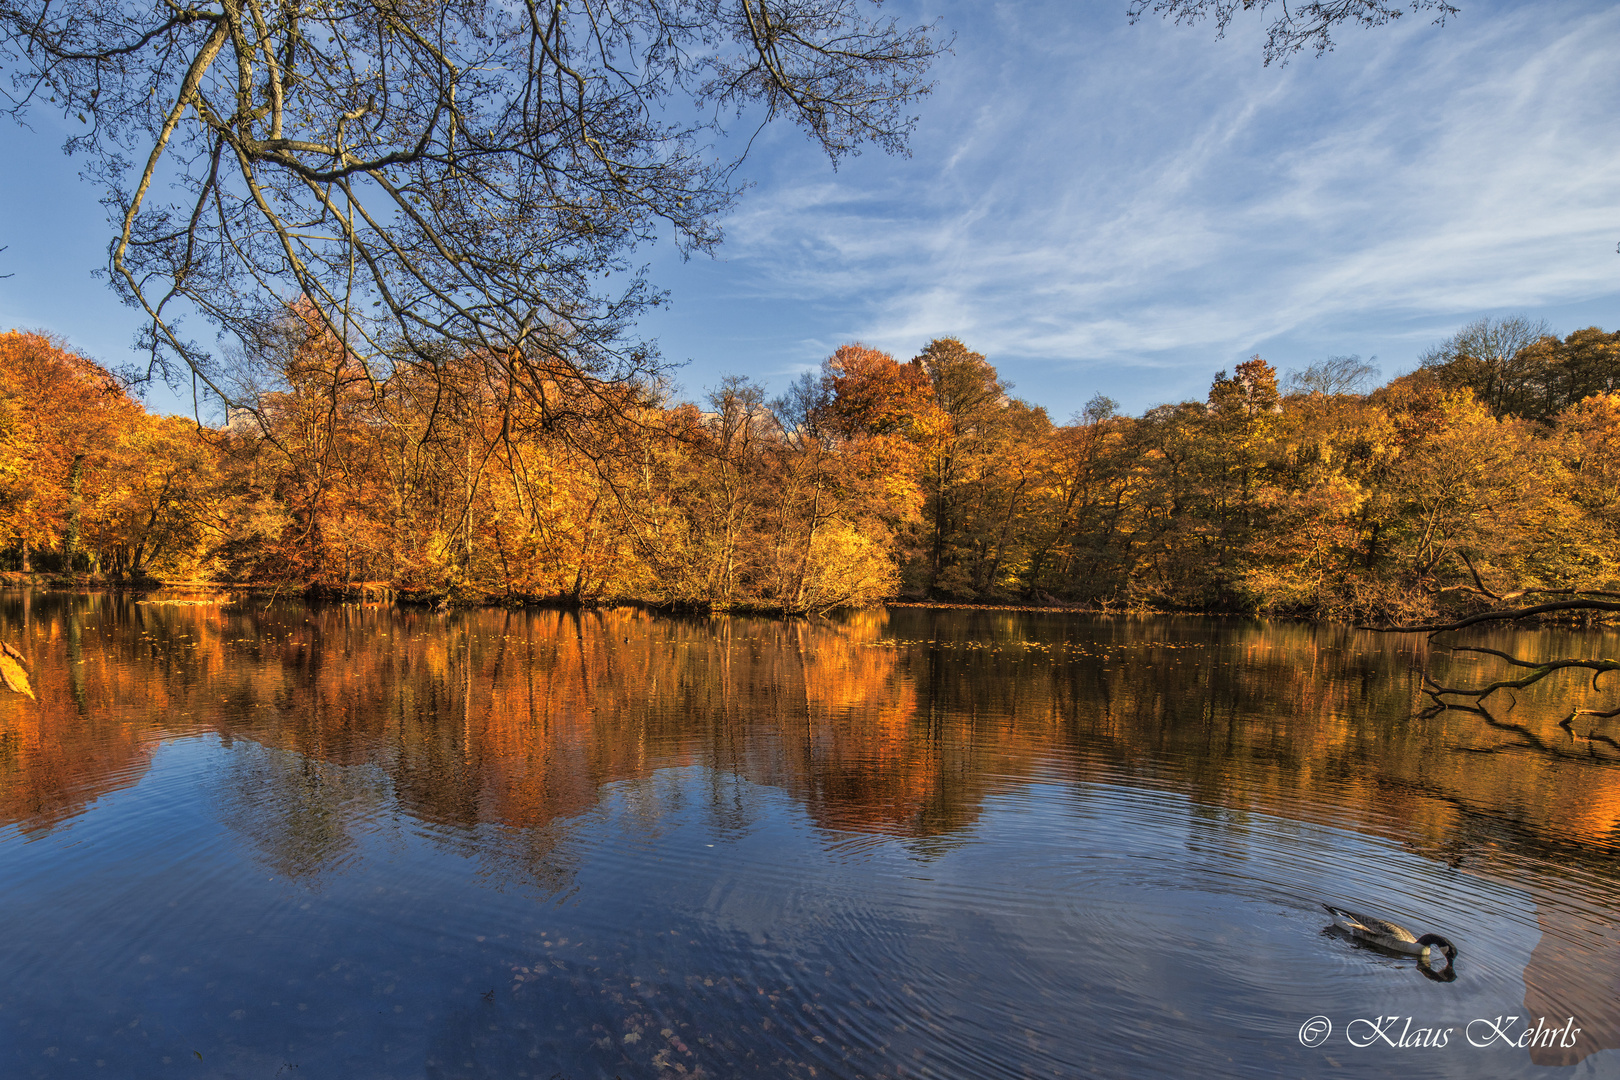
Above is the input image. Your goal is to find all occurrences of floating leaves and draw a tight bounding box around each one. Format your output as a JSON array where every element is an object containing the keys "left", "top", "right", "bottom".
[{"left": 0, "top": 642, "right": 34, "bottom": 700}]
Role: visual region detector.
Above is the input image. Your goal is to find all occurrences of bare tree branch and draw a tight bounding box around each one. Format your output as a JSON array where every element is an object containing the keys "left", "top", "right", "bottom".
[
  {"left": 1, "top": 0, "right": 945, "bottom": 417},
  {"left": 1367, "top": 589, "right": 1620, "bottom": 732},
  {"left": 1128, "top": 0, "right": 1459, "bottom": 65},
  {"left": 1360, "top": 597, "right": 1620, "bottom": 634}
]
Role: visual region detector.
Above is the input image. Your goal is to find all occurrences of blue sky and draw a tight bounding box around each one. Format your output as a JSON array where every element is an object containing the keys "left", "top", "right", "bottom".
[{"left": 3, "top": 0, "right": 1618, "bottom": 420}]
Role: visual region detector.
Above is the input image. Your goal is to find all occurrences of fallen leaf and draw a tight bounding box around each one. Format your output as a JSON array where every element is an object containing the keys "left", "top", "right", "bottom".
[{"left": 0, "top": 642, "right": 33, "bottom": 700}]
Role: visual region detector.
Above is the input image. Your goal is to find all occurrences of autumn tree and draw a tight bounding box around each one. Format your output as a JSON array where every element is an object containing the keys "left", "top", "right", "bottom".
[
  {"left": 1552, "top": 393, "right": 1620, "bottom": 571},
  {"left": 0, "top": 331, "right": 139, "bottom": 573},
  {"left": 909, "top": 338, "right": 1015, "bottom": 596},
  {"left": 1240, "top": 380, "right": 1384, "bottom": 612},
  {"left": 87, "top": 414, "right": 226, "bottom": 580},
  {"left": 905, "top": 396, "right": 1051, "bottom": 598},
  {"left": 823, "top": 344, "right": 933, "bottom": 440},
  {"left": 0, "top": 0, "right": 945, "bottom": 460},
  {"left": 1021, "top": 395, "right": 1139, "bottom": 602},
  {"left": 1204, "top": 355, "right": 1281, "bottom": 539},
  {"left": 1419, "top": 316, "right": 1551, "bottom": 419},
  {"left": 0, "top": 330, "right": 234, "bottom": 580},
  {"left": 682, "top": 376, "right": 774, "bottom": 605},
  {"left": 753, "top": 373, "right": 905, "bottom": 611},
  {"left": 1507, "top": 328, "right": 1620, "bottom": 422},
  {"left": 223, "top": 308, "right": 391, "bottom": 582},
  {"left": 1110, "top": 358, "right": 1286, "bottom": 610},
  {"left": 1351, "top": 374, "right": 1606, "bottom": 612},
  {"left": 627, "top": 362, "right": 913, "bottom": 613}
]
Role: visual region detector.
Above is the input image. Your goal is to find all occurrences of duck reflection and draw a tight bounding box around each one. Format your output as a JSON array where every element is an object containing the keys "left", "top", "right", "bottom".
[
  {"left": 1416, "top": 960, "right": 1458, "bottom": 983},
  {"left": 1321, "top": 924, "right": 1460, "bottom": 982}
]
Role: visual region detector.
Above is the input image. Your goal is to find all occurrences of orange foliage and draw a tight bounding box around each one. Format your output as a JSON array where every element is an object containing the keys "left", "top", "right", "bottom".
[
  {"left": 824, "top": 343, "right": 932, "bottom": 439},
  {"left": 0, "top": 331, "right": 139, "bottom": 560},
  {"left": 7, "top": 319, "right": 1620, "bottom": 616},
  {"left": 1, "top": 331, "right": 224, "bottom": 579}
]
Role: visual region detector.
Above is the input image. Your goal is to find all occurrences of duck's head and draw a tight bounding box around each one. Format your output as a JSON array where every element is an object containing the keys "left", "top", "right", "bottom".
[
  {"left": 1417, "top": 960, "right": 1458, "bottom": 983},
  {"left": 1418, "top": 934, "right": 1457, "bottom": 963}
]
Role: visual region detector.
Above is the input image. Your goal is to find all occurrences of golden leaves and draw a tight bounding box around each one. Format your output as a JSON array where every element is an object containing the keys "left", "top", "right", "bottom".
[{"left": 0, "top": 642, "right": 34, "bottom": 700}]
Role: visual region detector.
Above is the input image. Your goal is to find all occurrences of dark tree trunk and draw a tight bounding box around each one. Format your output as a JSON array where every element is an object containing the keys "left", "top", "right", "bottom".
[{"left": 63, "top": 453, "right": 85, "bottom": 570}]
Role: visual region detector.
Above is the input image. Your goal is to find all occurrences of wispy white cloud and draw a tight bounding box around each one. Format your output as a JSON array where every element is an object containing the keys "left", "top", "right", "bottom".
[
  {"left": 6, "top": 0, "right": 1615, "bottom": 416},
  {"left": 649, "top": 0, "right": 1620, "bottom": 411}
]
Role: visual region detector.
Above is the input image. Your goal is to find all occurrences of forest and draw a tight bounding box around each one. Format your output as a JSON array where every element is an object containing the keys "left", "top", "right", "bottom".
[{"left": 3, "top": 315, "right": 1619, "bottom": 619}]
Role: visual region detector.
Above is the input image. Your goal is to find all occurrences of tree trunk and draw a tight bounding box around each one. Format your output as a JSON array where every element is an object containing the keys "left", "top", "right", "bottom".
[
  {"left": 464, "top": 437, "right": 474, "bottom": 575},
  {"left": 790, "top": 470, "right": 826, "bottom": 612},
  {"left": 63, "top": 453, "right": 85, "bottom": 571},
  {"left": 929, "top": 449, "right": 953, "bottom": 591}
]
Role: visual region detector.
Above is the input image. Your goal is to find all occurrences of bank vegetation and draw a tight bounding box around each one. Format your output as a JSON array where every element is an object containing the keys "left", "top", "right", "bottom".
[{"left": 4, "top": 317, "right": 1619, "bottom": 619}]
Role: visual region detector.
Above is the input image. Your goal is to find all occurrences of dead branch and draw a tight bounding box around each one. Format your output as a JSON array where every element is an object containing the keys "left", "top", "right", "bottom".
[
  {"left": 1360, "top": 597, "right": 1620, "bottom": 634},
  {"left": 1368, "top": 591, "right": 1620, "bottom": 727}
]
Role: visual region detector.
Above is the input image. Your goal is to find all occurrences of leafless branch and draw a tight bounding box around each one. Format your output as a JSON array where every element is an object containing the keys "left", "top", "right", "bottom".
[
  {"left": 1368, "top": 590, "right": 1620, "bottom": 731},
  {"left": 1128, "top": 0, "right": 1459, "bottom": 65},
  {"left": 1360, "top": 597, "right": 1620, "bottom": 634},
  {"left": 1, "top": 0, "right": 945, "bottom": 419}
]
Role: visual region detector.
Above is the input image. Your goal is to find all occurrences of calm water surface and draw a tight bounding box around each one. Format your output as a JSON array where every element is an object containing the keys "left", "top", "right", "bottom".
[{"left": 2, "top": 593, "right": 1619, "bottom": 1079}]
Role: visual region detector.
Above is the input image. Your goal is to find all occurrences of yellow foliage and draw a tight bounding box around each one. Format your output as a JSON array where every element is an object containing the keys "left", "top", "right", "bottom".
[{"left": 0, "top": 642, "right": 33, "bottom": 699}]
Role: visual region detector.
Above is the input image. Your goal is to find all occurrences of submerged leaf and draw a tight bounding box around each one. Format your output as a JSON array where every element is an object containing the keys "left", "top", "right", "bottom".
[{"left": 0, "top": 642, "right": 33, "bottom": 700}]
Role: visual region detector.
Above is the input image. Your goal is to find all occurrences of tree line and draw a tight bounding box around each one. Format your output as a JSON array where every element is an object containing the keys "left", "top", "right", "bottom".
[{"left": 4, "top": 316, "right": 1619, "bottom": 617}]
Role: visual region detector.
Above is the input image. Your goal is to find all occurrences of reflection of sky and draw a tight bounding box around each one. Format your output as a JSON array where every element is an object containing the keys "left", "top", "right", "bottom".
[
  {"left": 4, "top": 2, "right": 1619, "bottom": 419},
  {"left": 6, "top": 736, "right": 1614, "bottom": 1077}
]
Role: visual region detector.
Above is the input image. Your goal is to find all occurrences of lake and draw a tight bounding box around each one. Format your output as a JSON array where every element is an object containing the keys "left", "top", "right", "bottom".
[{"left": 2, "top": 592, "right": 1618, "bottom": 1078}]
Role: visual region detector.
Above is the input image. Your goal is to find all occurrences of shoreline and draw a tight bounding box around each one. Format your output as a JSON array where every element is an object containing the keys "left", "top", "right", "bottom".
[
  {"left": 6, "top": 574, "right": 1616, "bottom": 629},
  {"left": 0, "top": 573, "right": 1227, "bottom": 617}
]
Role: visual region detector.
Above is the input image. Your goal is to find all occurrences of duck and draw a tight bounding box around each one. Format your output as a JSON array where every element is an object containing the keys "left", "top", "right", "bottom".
[{"left": 1323, "top": 904, "right": 1457, "bottom": 965}]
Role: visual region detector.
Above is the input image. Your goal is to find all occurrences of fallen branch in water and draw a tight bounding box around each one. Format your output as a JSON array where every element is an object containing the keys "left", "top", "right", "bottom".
[
  {"left": 1362, "top": 590, "right": 1620, "bottom": 732},
  {"left": 1360, "top": 597, "right": 1620, "bottom": 635}
]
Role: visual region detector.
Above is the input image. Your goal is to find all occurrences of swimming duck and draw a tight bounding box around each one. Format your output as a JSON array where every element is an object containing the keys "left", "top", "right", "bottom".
[{"left": 1323, "top": 904, "right": 1457, "bottom": 964}]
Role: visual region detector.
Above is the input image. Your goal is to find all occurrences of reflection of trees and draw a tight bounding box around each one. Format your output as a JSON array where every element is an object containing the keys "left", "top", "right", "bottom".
[
  {"left": 1367, "top": 596, "right": 1620, "bottom": 734},
  {"left": 0, "top": 694, "right": 152, "bottom": 834},
  {"left": 8, "top": 596, "right": 1620, "bottom": 865},
  {"left": 16, "top": 592, "right": 1620, "bottom": 1072},
  {"left": 8, "top": 595, "right": 1620, "bottom": 870},
  {"left": 0, "top": 593, "right": 162, "bottom": 831},
  {"left": 9, "top": 594, "right": 1620, "bottom": 1059}
]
